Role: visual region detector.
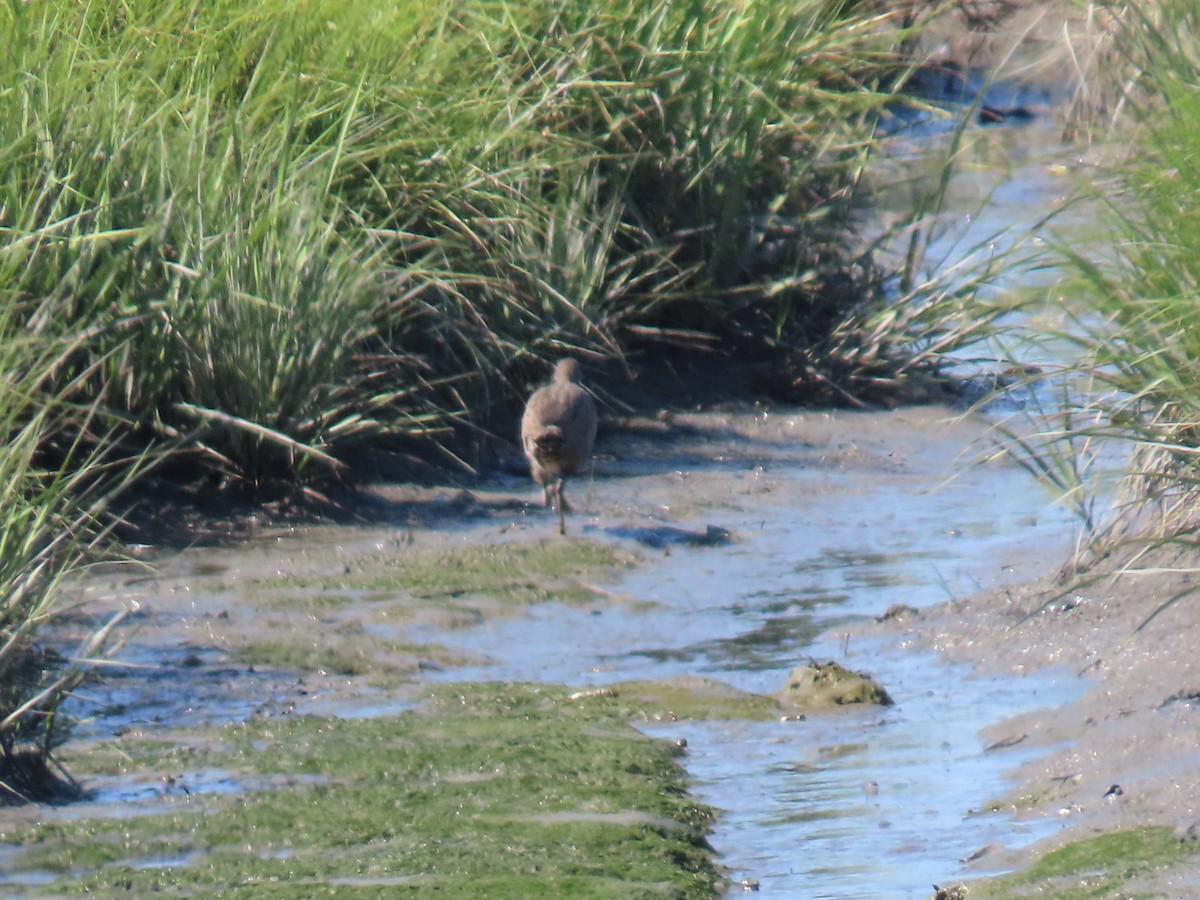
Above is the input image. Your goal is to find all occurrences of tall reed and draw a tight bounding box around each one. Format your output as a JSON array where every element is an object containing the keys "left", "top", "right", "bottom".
[
  {"left": 986, "top": 0, "right": 1200, "bottom": 563},
  {"left": 2, "top": 0, "right": 926, "bottom": 492},
  {"left": 0, "top": 312, "right": 135, "bottom": 800}
]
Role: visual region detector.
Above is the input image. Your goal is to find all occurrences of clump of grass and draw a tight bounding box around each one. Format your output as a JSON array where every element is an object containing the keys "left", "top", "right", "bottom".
[
  {"left": 1, "top": 0, "right": 454, "bottom": 494},
  {"left": 1, "top": 0, "right": 941, "bottom": 497},
  {"left": 982, "top": 0, "right": 1200, "bottom": 573},
  {"left": 0, "top": 313, "right": 135, "bottom": 802}
]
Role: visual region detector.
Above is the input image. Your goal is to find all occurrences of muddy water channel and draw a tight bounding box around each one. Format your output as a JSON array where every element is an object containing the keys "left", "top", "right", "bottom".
[
  {"left": 434, "top": 406, "right": 1082, "bottom": 897},
  {"left": 44, "top": 402, "right": 1081, "bottom": 899}
]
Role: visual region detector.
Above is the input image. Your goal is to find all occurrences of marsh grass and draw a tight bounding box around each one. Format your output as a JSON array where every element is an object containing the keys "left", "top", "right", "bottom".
[
  {"left": 2, "top": 0, "right": 457, "bottom": 492},
  {"left": 1, "top": 0, "right": 945, "bottom": 495},
  {"left": 0, "top": 314, "right": 137, "bottom": 802},
  {"left": 977, "top": 0, "right": 1200, "bottom": 598}
]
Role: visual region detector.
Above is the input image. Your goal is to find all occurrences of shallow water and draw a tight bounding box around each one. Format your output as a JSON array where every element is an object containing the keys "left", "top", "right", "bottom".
[
  {"left": 17, "top": 403, "right": 1083, "bottom": 898},
  {"left": 643, "top": 653, "right": 1069, "bottom": 898},
  {"left": 426, "top": 461, "right": 1067, "bottom": 687},
  {"left": 412, "top": 405, "right": 1080, "bottom": 897}
]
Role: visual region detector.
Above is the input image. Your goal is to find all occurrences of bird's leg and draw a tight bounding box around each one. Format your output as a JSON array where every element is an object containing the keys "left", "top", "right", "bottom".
[
  {"left": 542, "top": 483, "right": 555, "bottom": 508},
  {"left": 554, "top": 479, "right": 567, "bottom": 536}
]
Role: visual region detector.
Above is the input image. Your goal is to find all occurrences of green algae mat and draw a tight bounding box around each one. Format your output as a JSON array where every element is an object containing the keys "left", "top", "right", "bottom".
[
  {"left": 0, "top": 683, "right": 721, "bottom": 898},
  {"left": 966, "top": 826, "right": 1200, "bottom": 900}
]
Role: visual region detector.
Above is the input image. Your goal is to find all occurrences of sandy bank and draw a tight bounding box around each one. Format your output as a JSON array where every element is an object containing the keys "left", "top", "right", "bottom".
[{"left": 860, "top": 540, "right": 1200, "bottom": 895}]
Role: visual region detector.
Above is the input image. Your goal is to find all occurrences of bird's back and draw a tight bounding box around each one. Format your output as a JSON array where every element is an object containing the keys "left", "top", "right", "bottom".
[{"left": 521, "top": 360, "right": 597, "bottom": 483}]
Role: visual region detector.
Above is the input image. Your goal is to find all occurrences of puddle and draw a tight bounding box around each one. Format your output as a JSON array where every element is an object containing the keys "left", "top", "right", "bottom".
[
  {"left": 81, "top": 767, "right": 328, "bottom": 814},
  {"left": 0, "top": 767, "right": 324, "bottom": 828},
  {"left": 127, "top": 851, "right": 203, "bottom": 870},
  {"left": 0, "top": 768, "right": 322, "bottom": 893}
]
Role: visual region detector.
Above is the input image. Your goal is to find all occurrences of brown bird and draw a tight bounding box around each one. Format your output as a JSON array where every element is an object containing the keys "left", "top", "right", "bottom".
[{"left": 520, "top": 357, "right": 598, "bottom": 535}]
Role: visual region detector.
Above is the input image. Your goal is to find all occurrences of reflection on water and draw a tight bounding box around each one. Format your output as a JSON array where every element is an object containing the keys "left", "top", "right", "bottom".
[
  {"left": 871, "top": 118, "right": 1089, "bottom": 291},
  {"left": 871, "top": 114, "right": 1107, "bottom": 394}
]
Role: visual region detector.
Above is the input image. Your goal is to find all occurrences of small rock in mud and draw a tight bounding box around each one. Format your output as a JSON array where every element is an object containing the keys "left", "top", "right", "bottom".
[
  {"left": 876, "top": 603, "right": 920, "bottom": 622},
  {"left": 1176, "top": 820, "right": 1200, "bottom": 842},
  {"left": 778, "top": 661, "right": 893, "bottom": 710},
  {"left": 568, "top": 687, "right": 618, "bottom": 701}
]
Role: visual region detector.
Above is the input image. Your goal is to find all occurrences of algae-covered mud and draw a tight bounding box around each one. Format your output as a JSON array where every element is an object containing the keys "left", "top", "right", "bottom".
[
  {"left": 971, "top": 827, "right": 1200, "bottom": 899},
  {"left": 0, "top": 683, "right": 719, "bottom": 898}
]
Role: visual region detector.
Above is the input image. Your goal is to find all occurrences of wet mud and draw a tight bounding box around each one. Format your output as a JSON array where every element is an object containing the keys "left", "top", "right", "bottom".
[
  {"left": 863, "top": 539, "right": 1200, "bottom": 896},
  {"left": 0, "top": 402, "right": 1095, "bottom": 899}
]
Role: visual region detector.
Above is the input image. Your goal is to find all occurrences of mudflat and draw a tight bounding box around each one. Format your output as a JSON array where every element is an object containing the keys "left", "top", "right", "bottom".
[
  {"left": 6, "top": 401, "right": 1199, "bottom": 896},
  {"left": 862, "top": 538, "right": 1200, "bottom": 895}
]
